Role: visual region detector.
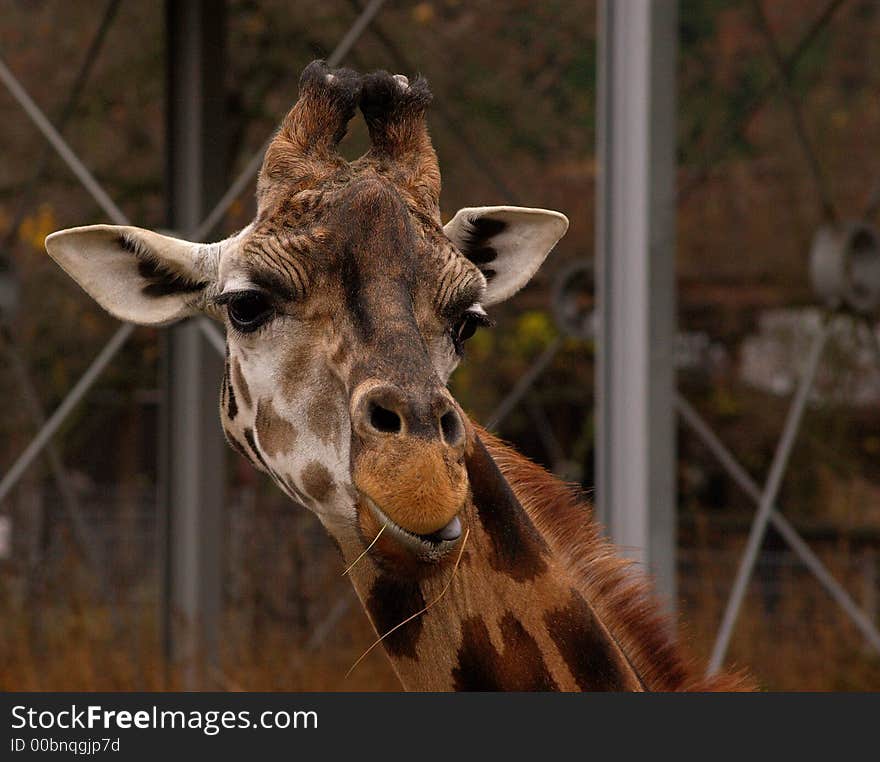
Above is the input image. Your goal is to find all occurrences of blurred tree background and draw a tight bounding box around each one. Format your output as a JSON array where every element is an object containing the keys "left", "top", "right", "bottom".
[{"left": 1, "top": 0, "right": 879, "bottom": 690}]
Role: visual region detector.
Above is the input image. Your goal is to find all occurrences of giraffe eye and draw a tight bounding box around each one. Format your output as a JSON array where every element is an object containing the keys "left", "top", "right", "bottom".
[
  {"left": 451, "top": 308, "right": 491, "bottom": 354},
  {"left": 225, "top": 291, "right": 274, "bottom": 333}
]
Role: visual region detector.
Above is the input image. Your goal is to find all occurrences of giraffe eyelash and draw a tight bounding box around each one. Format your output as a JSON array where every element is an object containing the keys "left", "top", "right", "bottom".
[
  {"left": 451, "top": 307, "right": 493, "bottom": 355},
  {"left": 215, "top": 289, "right": 277, "bottom": 335}
]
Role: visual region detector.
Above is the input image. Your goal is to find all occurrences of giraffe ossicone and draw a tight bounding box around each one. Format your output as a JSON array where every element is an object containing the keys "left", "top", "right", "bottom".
[{"left": 45, "top": 60, "right": 750, "bottom": 691}]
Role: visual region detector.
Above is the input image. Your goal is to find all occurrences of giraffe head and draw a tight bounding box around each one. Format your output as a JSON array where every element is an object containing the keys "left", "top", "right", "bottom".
[{"left": 45, "top": 61, "right": 568, "bottom": 563}]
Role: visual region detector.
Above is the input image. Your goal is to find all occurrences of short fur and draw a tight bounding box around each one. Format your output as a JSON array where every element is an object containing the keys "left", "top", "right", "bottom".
[{"left": 479, "top": 427, "right": 751, "bottom": 691}]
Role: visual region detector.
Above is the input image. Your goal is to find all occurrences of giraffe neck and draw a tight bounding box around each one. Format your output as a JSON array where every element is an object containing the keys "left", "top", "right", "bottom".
[{"left": 336, "top": 427, "right": 750, "bottom": 691}]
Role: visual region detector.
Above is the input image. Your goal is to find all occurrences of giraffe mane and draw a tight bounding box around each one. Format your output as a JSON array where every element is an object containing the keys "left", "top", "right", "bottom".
[{"left": 476, "top": 426, "right": 753, "bottom": 691}]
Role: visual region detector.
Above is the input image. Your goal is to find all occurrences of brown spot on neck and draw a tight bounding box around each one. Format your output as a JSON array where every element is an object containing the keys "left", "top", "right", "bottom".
[
  {"left": 366, "top": 573, "right": 426, "bottom": 659},
  {"left": 465, "top": 435, "right": 549, "bottom": 582},
  {"left": 452, "top": 613, "right": 558, "bottom": 691},
  {"left": 544, "top": 590, "right": 643, "bottom": 691}
]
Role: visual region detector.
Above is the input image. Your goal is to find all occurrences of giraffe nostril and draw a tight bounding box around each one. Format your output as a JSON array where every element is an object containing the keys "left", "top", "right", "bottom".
[
  {"left": 369, "top": 403, "right": 402, "bottom": 434},
  {"left": 440, "top": 408, "right": 464, "bottom": 448}
]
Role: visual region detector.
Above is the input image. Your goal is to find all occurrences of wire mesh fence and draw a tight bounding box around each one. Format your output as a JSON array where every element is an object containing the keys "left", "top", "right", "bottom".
[{"left": 2, "top": 483, "right": 878, "bottom": 689}]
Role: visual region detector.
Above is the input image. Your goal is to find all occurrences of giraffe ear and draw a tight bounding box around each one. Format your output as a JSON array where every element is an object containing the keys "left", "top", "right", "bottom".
[
  {"left": 45, "top": 224, "right": 223, "bottom": 326},
  {"left": 443, "top": 206, "right": 569, "bottom": 306}
]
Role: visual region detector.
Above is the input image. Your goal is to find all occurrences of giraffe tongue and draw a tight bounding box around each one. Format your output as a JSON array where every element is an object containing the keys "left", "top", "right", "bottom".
[{"left": 423, "top": 515, "right": 462, "bottom": 543}]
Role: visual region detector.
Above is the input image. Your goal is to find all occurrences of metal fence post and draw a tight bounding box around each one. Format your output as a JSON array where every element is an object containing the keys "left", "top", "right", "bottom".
[
  {"left": 161, "top": 0, "right": 227, "bottom": 689},
  {"left": 596, "top": 0, "right": 678, "bottom": 604}
]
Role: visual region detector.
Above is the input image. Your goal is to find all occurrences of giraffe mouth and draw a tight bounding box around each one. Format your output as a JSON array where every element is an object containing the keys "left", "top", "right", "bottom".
[{"left": 362, "top": 494, "right": 463, "bottom": 556}]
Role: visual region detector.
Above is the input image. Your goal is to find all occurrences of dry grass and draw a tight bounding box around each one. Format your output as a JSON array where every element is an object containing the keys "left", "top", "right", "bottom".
[
  {"left": 679, "top": 546, "right": 880, "bottom": 691},
  {"left": 2, "top": 545, "right": 878, "bottom": 691},
  {"left": 0, "top": 598, "right": 399, "bottom": 692}
]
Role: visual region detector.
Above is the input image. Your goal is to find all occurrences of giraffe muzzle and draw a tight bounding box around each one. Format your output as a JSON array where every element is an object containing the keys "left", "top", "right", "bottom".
[
  {"left": 350, "top": 381, "right": 469, "bottom": 542},
  {"left": 361, "top": 493, "right": 463, "bottom": 560},
  {"left": 352, "top": 439, "right": 468, "bottom": 537}
]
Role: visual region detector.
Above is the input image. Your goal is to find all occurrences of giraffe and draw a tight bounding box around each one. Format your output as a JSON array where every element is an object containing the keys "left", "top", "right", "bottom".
[{"left": 45, "top": 61, "right": 749, "bottom": 691}]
